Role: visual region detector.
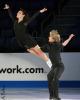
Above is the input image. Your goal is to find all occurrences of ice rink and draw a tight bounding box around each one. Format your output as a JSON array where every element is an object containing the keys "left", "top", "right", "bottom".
[{"left": 0, "top": 88, "right": 80, "bottom": 100}]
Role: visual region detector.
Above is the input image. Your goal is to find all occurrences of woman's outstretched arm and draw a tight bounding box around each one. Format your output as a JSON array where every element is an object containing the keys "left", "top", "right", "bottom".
[
  {"left": 4, "top": 4, "right": 15, "bottom": 22},
  {"left": 24, "top": 8, "right": 47, "bottom": 26}
]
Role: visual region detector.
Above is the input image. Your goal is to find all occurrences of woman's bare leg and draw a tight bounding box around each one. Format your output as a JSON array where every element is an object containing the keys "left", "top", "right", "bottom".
[
  {"left": 27, "top": 45, "right": 52, "bottom": 68},
  {"left": 27, "top": 45, "right": 48, "bottom": 61},
  {"left": 27, "top": 48, "right": 39, "bottom": 57}
]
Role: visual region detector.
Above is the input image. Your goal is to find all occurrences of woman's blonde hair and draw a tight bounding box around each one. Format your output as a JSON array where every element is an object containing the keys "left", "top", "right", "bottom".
[{"left": 50, "top": 30, "right": 61, "bottom": 42}]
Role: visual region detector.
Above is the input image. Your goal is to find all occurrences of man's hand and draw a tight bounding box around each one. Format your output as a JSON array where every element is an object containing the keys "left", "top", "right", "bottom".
[{"left": 69, "top": 34, "right": 75, "bottom": 39}]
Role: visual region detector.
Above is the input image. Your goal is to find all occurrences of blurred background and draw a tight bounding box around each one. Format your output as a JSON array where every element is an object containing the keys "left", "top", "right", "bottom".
[{"left": 0, "top": 0, "right": 80, "bottom": 52}]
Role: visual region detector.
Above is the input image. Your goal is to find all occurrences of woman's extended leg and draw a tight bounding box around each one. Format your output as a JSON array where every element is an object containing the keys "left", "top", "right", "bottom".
[{"left": 27, "top": 45, "right": 52, "bottom": 68}]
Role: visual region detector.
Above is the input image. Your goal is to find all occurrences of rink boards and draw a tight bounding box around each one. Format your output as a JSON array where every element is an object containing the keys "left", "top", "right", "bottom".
[{"left": 0, "top": 53, "right": 80, "bottom": 88}]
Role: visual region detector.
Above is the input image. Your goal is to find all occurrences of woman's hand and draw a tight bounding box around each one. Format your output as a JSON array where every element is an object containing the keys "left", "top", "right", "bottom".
[
  {"left": 4, "top": 4, "right": 10, "bottom": 9},
  {"left": 40, "top": 8, "right": 47, "bottom": 13}
]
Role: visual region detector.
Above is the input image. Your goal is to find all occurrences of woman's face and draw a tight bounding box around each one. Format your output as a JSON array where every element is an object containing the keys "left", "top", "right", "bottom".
[{"left": 16, "top": 10, "right": 25, "bottom": 19}]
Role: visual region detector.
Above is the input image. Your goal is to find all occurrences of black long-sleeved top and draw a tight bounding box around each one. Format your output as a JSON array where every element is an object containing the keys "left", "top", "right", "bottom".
[
  {"left": 8, "top": 8, "right": 40, "bottom": 48},
  {"left": 42, "top": 42, "right": 63, "bottom": 66}
]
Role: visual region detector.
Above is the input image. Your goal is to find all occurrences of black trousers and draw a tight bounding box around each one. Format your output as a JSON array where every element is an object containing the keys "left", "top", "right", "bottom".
[{"left": 47, "top": 63, "right": 64, "bottom": 98}]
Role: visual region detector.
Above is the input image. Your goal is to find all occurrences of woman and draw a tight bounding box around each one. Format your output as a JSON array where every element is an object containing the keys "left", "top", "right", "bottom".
[
  {"left": 4, "top": 4, "right": 52, "bottom": 68},
  {"left": 41, "top": 30, "right": 74, "bottom": 100}
]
